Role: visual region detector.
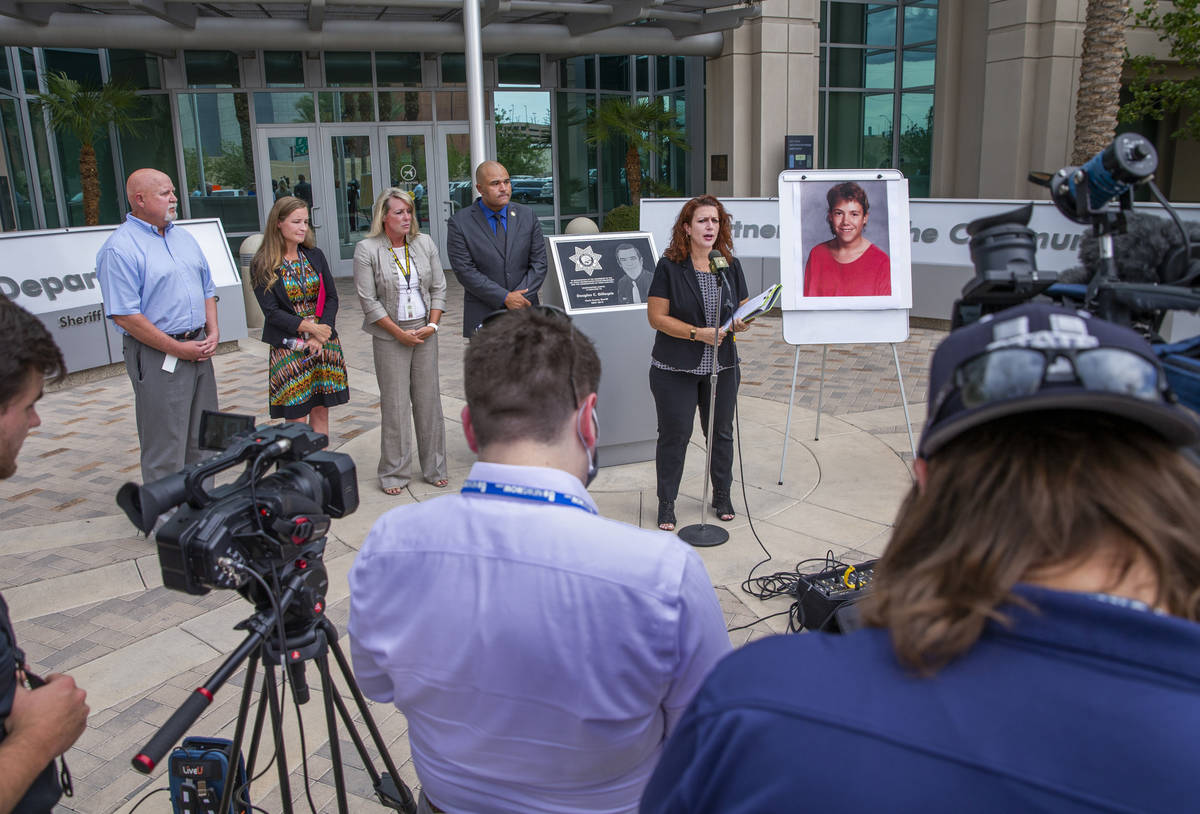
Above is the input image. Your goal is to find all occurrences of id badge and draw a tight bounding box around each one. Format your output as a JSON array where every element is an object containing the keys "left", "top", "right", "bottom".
[{"left": 402, "top": 289, "right": 416, "bottom": 320}]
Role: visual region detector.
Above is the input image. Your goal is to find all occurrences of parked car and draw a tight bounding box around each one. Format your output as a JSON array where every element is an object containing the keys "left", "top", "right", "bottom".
[{"left": 510, "top": 176, "right": 547, "bottom": 203}]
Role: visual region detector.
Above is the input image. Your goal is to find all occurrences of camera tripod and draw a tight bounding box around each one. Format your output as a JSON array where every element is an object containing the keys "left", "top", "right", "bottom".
[{"left": 132, "top": 569, "right": 417, "bottom": 814}]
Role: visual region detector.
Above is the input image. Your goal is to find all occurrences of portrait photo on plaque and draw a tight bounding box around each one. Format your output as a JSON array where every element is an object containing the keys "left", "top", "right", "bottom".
[
  {"left": 777, "top": 170, "right": 912, "bottom": 312},
  {"left": 548, "top": 232, "right": 659, "bottom": 314}
]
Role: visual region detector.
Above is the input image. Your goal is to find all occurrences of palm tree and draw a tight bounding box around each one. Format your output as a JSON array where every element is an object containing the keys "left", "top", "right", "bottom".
[
  {"left": 1072, "top": 0, "right": 1129, "bottom": 164},
  {"left": 34, "top": 72, "right": 142, "bottom": 225},
  {"left": 585, "top": 97, "right": 687, "bottom": 206}
]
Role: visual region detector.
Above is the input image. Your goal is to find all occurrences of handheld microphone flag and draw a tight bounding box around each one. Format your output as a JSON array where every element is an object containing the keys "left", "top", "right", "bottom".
[{"left": 709, "top": 249, "right": 729, "bottom": 276}]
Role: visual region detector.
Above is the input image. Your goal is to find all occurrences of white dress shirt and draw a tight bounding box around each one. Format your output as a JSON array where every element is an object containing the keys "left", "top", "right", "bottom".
[{"left": 348, "top": 461, "right": 731, "bottom": 814}]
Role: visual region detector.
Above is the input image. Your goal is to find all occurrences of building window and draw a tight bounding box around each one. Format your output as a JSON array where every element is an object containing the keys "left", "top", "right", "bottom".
[
  {"left": 559, "top": 56, "right": 595, "bottom": 90},
  {"left": 108, "top": 50, "right": 161, "bottom": 89},
  {"left": 178, "top": 92, "right": 257, "bottom": 232},
  {"left": 0, "top": 98, "right": 34, "bottom": 230},
  {"left": 818, "top": 0, "right": 937, "bottom": 197},
  {"left": 185, "top": 51, "right": 241, "bottom": 88},
  {"left": 264, "top": 51, "right": 305, "bottom": 87},
  {"left": 376, "top": 52, "right": 422, "bottom": 87},
  {"left": 43, "top": 48, "right": 103, "bottom": 85},
  {"left": 26, "top": 100, "right": 59, "bottom": 228},
  {"left": 495, "top": 90, "right": 552, "bottom": 220},
  {"left": 555, "top": 91, "right": 598, "bottom": 217},
  {"left": 324, "top": 52, "right": 372, "bottom": 87},
  {"left": 440, "top": 54, "right": 466, "bottom": 86},
  {"left": 497, "top": 54, "right": 540, "bottom": 88},
  {"left": 119, "top": 94, "right": 179, "bottom": 208}
]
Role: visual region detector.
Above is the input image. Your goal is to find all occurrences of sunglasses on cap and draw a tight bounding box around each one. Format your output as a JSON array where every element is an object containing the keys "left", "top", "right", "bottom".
[
  {"left": 476, "top": 305, "right": 581, "bottom": 408},
  {"left": 930, "top": 345, "right": 1169, "bottom": 421}
]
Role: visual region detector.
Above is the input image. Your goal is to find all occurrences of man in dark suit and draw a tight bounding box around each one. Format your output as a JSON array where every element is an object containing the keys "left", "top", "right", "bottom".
[
  {"left": 615, "top": 242, "right": 652, "bottom": 305},
  {"left": 446, "top": 161, "right": 548, "bottom": 337}
]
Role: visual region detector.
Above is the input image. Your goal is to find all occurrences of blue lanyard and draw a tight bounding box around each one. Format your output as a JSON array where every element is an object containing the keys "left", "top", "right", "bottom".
[{"left": 461, "top": 479, "right": 597, "bottom": 514}]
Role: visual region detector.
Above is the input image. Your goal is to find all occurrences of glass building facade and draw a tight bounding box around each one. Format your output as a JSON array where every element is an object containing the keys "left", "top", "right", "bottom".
[
  {"left": 0, "top": 45, "right": 702, "bottom": 257},
  {"left": 818, "top": 0, "right": 938, "bottom": 197}
]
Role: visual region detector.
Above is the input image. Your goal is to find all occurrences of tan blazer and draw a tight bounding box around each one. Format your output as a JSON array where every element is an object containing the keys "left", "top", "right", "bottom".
[{"left": 353, "top": 232, "right": 448, "bottom": 339}]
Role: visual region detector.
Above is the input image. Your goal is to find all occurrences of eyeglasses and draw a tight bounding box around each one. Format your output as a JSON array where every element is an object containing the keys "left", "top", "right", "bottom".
[
  {"left": 930, "top": 345, "right": 1168, "bottom": 420},
  {"left": 477, "top": 305, "right": 579, "bottom": 408}
]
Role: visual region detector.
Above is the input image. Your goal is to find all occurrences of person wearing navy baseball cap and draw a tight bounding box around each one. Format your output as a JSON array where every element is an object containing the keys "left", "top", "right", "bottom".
[{"left": 642, "top": 303, "right": 1200, "bottom": 814}]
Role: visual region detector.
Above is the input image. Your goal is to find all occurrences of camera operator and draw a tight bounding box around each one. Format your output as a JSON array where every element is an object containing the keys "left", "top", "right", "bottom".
[
  {"left": 0, "top": 298, "right": 89, "bottom": 813},
  {"left": 641, "top": 303, "right": 1200, "bottom": 814},
  {"left": 348, "top": 306, "right": 730, "bottom": 814}
]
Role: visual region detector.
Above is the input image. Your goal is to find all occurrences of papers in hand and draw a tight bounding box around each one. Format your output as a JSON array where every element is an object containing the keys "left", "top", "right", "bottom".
[{"left": 722, "top": 283, "right": 783, "bottom": 332}]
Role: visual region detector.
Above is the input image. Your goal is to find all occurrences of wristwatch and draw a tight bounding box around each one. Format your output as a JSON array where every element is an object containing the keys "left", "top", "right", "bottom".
[
  {"left": 689, "top": 327, "right": 696, "bottom": 341},
  {"left": 428, "top": 323, "right": 439, "bottom": 332}
]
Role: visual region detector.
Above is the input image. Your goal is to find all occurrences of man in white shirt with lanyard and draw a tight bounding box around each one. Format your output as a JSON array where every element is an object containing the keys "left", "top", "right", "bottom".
[{"left": 348, "top": 306, "right": 731, "bottom": 814}]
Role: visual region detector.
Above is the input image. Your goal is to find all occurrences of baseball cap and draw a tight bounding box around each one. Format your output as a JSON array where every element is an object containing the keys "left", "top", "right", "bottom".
[{"left": 918, "top": 303, "right": 1200, "bottom": 458}]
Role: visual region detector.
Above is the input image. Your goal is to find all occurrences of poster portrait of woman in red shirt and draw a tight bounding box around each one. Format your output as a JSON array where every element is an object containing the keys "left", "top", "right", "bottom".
[{"left": 803, "top": 181, "right": 892, "bottom": 297}]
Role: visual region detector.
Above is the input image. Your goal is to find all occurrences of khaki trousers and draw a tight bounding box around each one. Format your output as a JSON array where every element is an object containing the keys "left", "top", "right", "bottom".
[{"left": 372, "top": 318, "right": 447, "bottom": 490}]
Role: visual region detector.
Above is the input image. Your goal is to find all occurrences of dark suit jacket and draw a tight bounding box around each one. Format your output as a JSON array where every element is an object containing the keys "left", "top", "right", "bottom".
[
  {"left": 446, "top": 200, "right": 548, "bottom": 336},
  {"left": 648, "top": 254, "right": 748, "bottom": 371},
  {"left": 617, "top": 270, "right": 652, "bottom": 305},
  {"left": 254, "top": 246, "right": 340, "bottom": 348}
]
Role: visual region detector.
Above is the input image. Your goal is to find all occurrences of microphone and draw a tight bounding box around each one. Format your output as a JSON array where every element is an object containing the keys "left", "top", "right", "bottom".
[{"left": 708, "top": 249, "right": 729, "bottom": 277}]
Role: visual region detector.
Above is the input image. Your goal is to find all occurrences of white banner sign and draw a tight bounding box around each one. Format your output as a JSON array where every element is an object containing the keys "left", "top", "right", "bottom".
[
  {"left": 642, "top": 197, "right": 1200, "bottom": 271},
  {"left": 0, "top": 218, "right": 247, "bottom": 373}
]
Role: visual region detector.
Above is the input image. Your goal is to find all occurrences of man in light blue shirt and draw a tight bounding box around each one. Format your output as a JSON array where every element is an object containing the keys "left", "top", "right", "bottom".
[
  {"left": 96, "top": 168, "right": 219, "bottom": 485},
  {"left": 348, "top": 307, "right": 731, "bottom": 814}
]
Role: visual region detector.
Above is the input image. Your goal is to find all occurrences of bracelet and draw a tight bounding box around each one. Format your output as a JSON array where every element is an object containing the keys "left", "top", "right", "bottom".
[
  {"left": 428, "top": 323, "right": 439, "bottom": 332},
  {"left": 689, "top": 326, "right": 696, "bottom": 341}
]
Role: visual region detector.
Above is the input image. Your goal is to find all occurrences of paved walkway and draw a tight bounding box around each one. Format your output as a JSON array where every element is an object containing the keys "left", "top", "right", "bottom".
[{"left": 3, "top": 275, "right": 941, "bottom": 812}]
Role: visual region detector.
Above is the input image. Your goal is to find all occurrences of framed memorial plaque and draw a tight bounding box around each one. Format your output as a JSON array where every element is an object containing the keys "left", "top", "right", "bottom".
[{"left": 548, "top": 232, "right": 659, "bottom": 315}]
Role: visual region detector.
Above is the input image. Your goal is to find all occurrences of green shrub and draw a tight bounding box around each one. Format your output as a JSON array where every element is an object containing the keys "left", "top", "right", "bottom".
[{"left": 601, "top": 204, "right": 640, "bottom": 232}]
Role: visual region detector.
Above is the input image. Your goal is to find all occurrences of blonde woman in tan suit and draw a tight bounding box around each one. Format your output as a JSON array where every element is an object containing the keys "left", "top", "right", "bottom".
[{"left": 354, "top": 188, "right": 449, "bottom": 495}]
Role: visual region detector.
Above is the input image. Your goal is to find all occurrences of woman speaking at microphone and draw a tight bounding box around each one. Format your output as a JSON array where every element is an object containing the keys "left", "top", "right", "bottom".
[{"left": 647, "top": 195, "right": 750, "bottom": 532}]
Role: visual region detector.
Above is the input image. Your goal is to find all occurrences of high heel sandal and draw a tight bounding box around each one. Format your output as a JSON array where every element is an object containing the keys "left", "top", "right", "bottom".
[
  {"left": 657, "top": 500, "right": 676, "bottom": 531},
  {"left": 712, "top": 489, "right": 735, "bottom": 522}
]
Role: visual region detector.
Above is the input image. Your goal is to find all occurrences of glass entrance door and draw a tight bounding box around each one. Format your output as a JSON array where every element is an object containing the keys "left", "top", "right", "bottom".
[
  {"left": 257, "top": 122, "right": 494, "bottom": 275},
  {"left": 323, "top": 129, "right": 377, "bottom": 274},
  {"left": 255, "top": 126, "right": 325, "bottom": 253},
  {"left": 437, "top": 124, "right": 473, "bottom": 262},
  {"left": 381, "top": 125, "right": 437, "bottom": 249}
]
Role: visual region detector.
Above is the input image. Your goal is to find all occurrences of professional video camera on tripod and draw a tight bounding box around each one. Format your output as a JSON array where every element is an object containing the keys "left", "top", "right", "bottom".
[
  {"left": 952, "top": 132, "right": 1200, "bottom": 412},
  {"left": 116, "top": 413, "right": 416, "bottom": 814}
]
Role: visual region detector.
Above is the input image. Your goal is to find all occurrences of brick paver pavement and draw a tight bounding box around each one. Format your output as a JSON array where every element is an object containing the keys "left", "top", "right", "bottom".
[{"left": 2, "top": 273, "right": 942, "bottom": 812}]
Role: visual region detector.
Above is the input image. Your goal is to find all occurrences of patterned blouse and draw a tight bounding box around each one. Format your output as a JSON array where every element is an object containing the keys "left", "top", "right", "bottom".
[{"left": 650, "top": 268, "right": 732, "bottom": 376}]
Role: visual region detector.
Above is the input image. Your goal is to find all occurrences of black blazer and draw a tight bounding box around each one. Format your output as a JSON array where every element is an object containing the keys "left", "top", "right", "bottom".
[
  {"left": 649, "top": 254, "right": 749, "bottom": 370},
  {"left": 254, "top": 246, "right": 340, "bottom": 348}
]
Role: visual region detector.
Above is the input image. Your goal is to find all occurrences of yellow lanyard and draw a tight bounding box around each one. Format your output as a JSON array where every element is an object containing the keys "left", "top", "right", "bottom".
[{"left": 388, "top": 243, "right": 413, "bottom": 289}]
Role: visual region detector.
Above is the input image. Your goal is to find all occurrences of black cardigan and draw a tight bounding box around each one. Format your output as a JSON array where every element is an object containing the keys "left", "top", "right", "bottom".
[
  {"left": 253, "top": 246, "right": 340, "bottom": 348},
  {"left": 649, "top": 254, "right": 749, "bottom": 370}
]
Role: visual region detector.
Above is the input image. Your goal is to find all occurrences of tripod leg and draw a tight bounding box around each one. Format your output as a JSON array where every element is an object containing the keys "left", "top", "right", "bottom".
[
  {"left": 217, "top": 653, "right": 260, "bottom": 814},
  {"left": 815, "top": 345, "right": 827, "bottom": 440},
  {"left": 322, "top": 664, "right": 383, "bottom": 787},
  {"left": 322, "top": 624, "right": 416, "bottom": 812},
  {"left": 243, "top": 668, "right": 273, "bottom": 788},
  {"left": 263, "top": 662, "right": 295, "bottom": 814},
  {"left": 778, "top": 345, "right": 801, "bottom": 485},
  {"left": 891, "top": 343, "right": 917, "bottom": 460},
  {"left": 315, "top": 654, "right": 350, "bottom": 814}
]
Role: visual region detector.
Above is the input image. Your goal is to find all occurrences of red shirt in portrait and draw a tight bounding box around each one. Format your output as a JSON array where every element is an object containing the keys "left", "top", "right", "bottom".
[{"left": 803, "top": 242, "right": 891, "bottom": 297}]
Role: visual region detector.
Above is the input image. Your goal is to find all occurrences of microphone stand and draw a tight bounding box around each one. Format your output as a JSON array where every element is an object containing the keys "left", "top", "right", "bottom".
[{"left": 678, "top": 259, "right": 731, "bottom": 548}]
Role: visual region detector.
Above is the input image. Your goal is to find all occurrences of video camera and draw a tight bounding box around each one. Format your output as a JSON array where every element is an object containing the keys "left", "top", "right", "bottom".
[
  {"left": 954, "top": 132, "right": 1200, "bottom": 333},
  {"left": 116, "top": 413, "right": 357, "bottom": 606}
]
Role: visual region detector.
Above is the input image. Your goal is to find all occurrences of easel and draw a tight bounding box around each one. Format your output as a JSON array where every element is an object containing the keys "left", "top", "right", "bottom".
[
  {"left": 777, "top": 341, "right": 916, "bottom": 484},
  {"left": 775, "top": 308, "right": 916, "bottom": 484}
]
